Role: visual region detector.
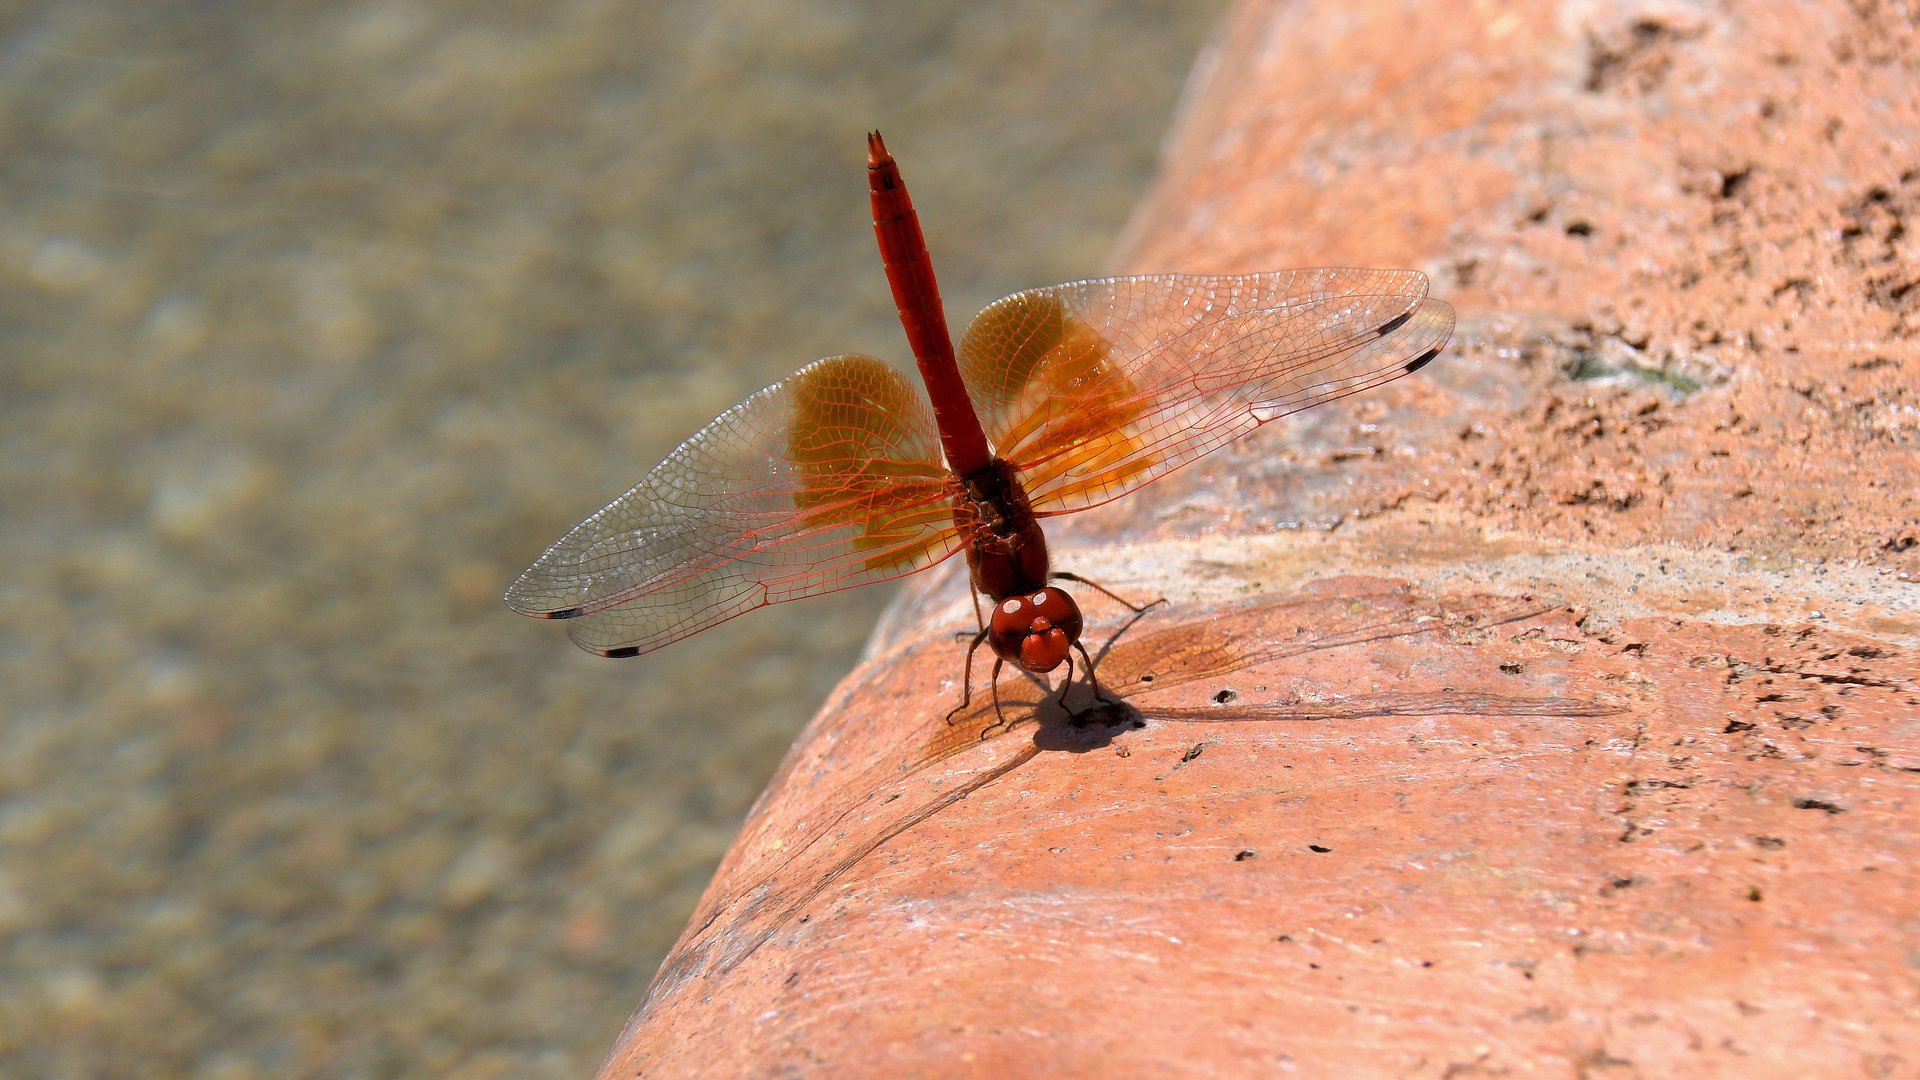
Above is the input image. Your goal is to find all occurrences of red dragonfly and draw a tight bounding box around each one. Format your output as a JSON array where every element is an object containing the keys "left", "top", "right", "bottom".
[{"left": 507, "top": 133, "right": 1453, "bottom": 721}]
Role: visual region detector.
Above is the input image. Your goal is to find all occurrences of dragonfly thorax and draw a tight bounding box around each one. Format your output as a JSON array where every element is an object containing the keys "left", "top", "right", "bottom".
[{"left": 953, "top": 458, "right": 1050, "bottom": 600}]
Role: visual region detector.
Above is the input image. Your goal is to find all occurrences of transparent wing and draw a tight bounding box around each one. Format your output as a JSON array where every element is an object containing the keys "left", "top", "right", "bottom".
[
  {"left": 505, "top": 355, "right": 963, "bottom": 657},
  {"left": 956, "top": 270, "right": 1455, "bottom": 515}
]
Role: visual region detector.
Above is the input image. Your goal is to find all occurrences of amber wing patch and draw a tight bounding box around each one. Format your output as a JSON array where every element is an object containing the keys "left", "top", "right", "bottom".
[
  {"left": 787, "top": 356, "right": 955, "bottom": 572},
  {"left": 958, "top": 291, "right": 1155, "bottom": 510}
]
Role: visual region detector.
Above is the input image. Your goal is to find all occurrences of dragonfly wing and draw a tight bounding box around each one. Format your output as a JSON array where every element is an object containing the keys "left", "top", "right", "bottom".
[
  {"left": 955, "top": 270, "right": 1454, "bottom": 515},
  {"left": 505, "top": 354, "right": 963, "bottom": 656}
]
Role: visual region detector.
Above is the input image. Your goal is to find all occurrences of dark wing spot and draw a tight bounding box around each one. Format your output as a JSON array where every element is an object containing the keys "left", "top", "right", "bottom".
[
  {"left": 1404, "top": 347, "right": 1441, "bottom": 373},
  {"left": 1376, "top": 311, "right": 1413, "bottom": 336},
  {"left": 539, "top": 606, "right": 584, "bottom": 620},
  {"left": 602, "top": 646, "right": 642, "bottom": 659}
]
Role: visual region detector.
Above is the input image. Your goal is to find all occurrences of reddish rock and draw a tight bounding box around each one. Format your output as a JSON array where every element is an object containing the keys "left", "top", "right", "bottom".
[{"left": 604, "top": 1, "right": 1919, "bottom": 1075}]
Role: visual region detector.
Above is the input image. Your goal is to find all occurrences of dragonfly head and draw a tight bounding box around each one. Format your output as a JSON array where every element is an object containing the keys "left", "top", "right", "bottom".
[{"left": 987, "top": 586, "right": 1083, "bottom": 673}]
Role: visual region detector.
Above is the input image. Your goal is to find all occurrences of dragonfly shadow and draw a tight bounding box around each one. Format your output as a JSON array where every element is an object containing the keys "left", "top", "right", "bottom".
[{"left": 1008, "top": 691, "right": 1147, "bottom": 753}]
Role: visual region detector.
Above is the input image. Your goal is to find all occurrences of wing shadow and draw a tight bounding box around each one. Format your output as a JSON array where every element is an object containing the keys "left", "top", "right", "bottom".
[{"left": 636, "top": 579, "right": 1617, "bottom": 1016}]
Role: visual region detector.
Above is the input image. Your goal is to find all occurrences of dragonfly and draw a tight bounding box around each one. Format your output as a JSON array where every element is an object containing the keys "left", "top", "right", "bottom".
[{"left": 507, "top": 132, "right": 1454, "bottom": 724}]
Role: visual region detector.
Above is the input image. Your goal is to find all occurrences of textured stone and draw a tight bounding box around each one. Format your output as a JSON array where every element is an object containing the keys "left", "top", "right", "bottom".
[{"left": 611, "top": 1, "right": 1920, "bottom": 1076}]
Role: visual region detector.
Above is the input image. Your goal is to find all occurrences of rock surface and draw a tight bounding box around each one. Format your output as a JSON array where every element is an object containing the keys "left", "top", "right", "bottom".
[{"left": 607, "top": 1, "right": 1920, "bottom": 1076}]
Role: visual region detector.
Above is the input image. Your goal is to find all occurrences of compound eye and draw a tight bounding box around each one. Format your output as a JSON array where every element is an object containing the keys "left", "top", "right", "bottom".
[
  {"left": 1029, "top": 587, "right": 1076, "bottom": 624},
  {"left": 985, "top": 595, "right": 1033, "bottom": 664}
]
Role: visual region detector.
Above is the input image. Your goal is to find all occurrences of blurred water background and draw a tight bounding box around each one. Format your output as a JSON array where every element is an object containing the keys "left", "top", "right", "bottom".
[{"left": 0, "top": 1, "right": 1224, "bottom": 1075}]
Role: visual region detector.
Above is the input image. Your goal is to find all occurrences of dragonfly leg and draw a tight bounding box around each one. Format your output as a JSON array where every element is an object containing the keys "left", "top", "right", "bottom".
[
  {"left": 1054, "top": 648, "right": 1076, "bottom": 713},
  {"left": 944, "top": 626, "right": 991, "bottom": 725},
  {"left": 1051, "top": 571, "right": 1168, "bottom": 614},
  {"left": 952, "top": 587, "right": 988, "bottom": 641},
  {"left": 980, "top": 658, "right": 1010, "bottom": 739},
  {"left": 1074, "top": 640, "right": 1121, "bottom": 709}
]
